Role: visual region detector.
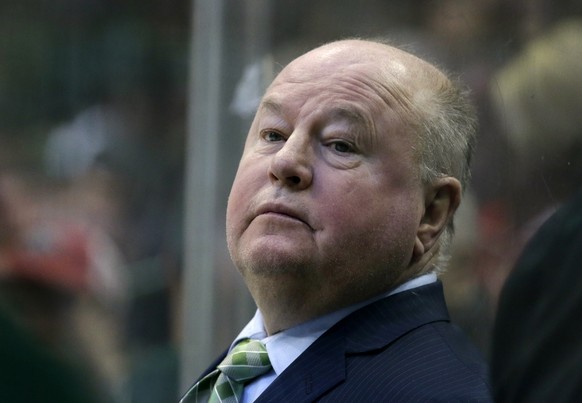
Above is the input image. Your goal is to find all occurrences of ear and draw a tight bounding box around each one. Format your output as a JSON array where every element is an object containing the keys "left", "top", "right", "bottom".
[{"left": 412, "top": 177, "right": 462, "bottom": 261}]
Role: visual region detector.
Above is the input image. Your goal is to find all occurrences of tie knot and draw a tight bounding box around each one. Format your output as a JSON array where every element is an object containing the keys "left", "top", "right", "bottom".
[
  {"left": 179, "top": 339, "right": 272, "bottom": 403},
  {"left": 218, "top": 339, "right": 272, "bottom": 383}
]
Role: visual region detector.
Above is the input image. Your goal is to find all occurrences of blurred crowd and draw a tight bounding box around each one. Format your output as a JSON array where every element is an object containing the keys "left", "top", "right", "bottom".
[
  {"left": 1, "top": 1, "right": 188, "bottom": 401},
  {"left": 1, "top": 0, "right": 581, "bottom": 402}
]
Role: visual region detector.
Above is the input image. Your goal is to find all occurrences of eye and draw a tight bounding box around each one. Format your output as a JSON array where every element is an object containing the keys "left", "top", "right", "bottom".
[
  {"left": 261, "top": 130, "right": 286, "bottom": 143},
  {"left": 329, "top": 140, "right": 355, "bottom": 154}
]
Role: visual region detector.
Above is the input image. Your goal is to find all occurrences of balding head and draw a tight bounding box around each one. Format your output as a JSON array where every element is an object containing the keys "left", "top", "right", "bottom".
[
  {"left": 269, "top": 40, "right": 477, "bottom": 271},
  {"left": 273, "top": 40, "right": 448, "bottom": 128},
  {"left": 227, "top": 38, "right": 476, "bottom": 332}
]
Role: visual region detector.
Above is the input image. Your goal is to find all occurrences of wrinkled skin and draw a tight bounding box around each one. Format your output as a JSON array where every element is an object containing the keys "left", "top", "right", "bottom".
[{"left": 226, "top": 40, "right": 460, "bottom": 334}]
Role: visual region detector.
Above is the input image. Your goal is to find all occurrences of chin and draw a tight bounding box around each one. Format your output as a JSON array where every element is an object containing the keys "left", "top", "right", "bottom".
[
  {"left": 229, "top": 230, "right": 313, "bottom": 271},
  {"left": 234, "top": 243, "right": 313, "bottom": 277}
]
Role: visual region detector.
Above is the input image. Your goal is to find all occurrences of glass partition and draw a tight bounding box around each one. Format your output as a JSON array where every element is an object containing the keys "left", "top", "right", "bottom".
[{"left": 1, "top": 0, "right": 581, "bottom": 401}]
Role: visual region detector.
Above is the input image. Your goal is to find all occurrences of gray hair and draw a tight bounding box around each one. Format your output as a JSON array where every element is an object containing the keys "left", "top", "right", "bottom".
[{"left": 411, "top": 74, "right": 478, "bottom": 272}]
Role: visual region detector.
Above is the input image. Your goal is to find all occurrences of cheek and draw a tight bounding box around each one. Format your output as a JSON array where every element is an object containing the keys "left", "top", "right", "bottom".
[
  {"left": 316, "top": 189, "right": 421, "bottom": 263},
  {"left": 226, "top": 160, "right": 268, "bottom": 235},
  {"left": 227, "top": 171, "right": 252, "bottom": 231}
]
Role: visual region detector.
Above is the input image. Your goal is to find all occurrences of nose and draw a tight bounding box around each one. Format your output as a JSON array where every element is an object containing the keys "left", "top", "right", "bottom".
[{"left": 268, "top": 134, "right": 313, "bottom": 190}]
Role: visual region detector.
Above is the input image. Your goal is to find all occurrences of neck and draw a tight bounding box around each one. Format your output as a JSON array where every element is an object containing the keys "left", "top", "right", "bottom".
[
  {"left": 244, "top": 271, "right": 409, "bottom": 335},
  {"left": 247, "top": 278, "right": 329, "bottom": 335}
]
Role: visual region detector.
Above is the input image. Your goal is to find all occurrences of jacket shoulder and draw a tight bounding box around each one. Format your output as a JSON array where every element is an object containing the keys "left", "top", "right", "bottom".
[{"left": 321, "top": 320, "right": 492, "bottom": 402}]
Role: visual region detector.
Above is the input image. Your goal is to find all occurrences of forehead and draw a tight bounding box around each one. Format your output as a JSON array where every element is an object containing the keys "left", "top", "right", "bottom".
[
  {"left": 254, "top": 68, "right": 418, "bottom": 159},
  {"left": 258, "top": 47, "right": 417, "bottom": 129}
]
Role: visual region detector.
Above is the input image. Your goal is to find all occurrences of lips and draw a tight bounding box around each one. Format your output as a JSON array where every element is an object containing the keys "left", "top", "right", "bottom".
[{"left": 255, "top": 202, "right": 312, "bottom": 229}]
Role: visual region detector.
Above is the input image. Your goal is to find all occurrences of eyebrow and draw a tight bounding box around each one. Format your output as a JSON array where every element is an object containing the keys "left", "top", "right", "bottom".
[
  {"left": 259, "top": 99, "right": 283, "bottom": 115},
  {"left": 260, "top": 98, "right": 369, "bottom": 128},
  {"left": 327, "top": 105, "right": 369, "bottom": 128}
]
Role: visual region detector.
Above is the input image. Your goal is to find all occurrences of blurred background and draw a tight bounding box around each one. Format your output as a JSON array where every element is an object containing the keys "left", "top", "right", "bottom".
[{"left": 1, "top": 0, "right": 581, "bottom": 402}]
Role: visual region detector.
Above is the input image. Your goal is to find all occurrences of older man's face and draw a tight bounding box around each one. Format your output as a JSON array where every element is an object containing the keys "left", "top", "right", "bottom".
[{"left": 226, "top": 44, "right": 426, "bottom": 307}]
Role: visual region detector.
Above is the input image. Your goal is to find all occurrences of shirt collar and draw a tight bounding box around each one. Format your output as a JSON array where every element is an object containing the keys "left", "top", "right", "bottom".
[{"left": 232, "top": 272, "right": 437, "bottom": 376}]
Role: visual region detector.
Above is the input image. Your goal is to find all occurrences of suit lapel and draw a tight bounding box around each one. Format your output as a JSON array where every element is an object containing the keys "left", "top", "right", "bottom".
[
  {"left": 343, "top": 281, "right": 449, "bottom": 353},
  {"left": 255, "top": 323, "right": 348, "bottom": 402},
  {"left": 256, "top": 281, "right": 450, "bottom": 402}
]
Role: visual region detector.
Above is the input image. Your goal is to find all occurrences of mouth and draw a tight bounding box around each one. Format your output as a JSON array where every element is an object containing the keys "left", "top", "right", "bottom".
[{"left": 255, "top": 203, "right": 313, "bottom": 230}]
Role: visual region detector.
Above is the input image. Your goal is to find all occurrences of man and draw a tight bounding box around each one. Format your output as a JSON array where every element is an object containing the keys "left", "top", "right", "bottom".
[
  {"left": 491, "top": 187, "right": 582, "bottom": 403},
  {"left": 489, "top": 19, "right": 582, "bottom": 403},
  {"left": 181, "top": 39, "right": 491, "bottom": 402}
]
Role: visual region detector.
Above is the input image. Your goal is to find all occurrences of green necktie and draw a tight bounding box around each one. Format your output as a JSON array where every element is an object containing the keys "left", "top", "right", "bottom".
[{"left": 180, "top": 339, "right": 272, "bottom": 403}]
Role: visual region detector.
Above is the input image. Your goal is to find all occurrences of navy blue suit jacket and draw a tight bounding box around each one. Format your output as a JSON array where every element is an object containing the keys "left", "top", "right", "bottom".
[{"left": 194, "top": 281, "right": 492, "bottom": 402}]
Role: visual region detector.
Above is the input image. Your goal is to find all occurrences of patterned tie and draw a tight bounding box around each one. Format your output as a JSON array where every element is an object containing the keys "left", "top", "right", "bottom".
[{"left": 180, "top": 339, "right": 272, "bottom": 403}]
